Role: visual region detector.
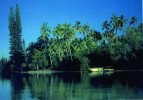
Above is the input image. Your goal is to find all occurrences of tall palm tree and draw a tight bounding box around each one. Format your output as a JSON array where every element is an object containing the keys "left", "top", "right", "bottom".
[
  {"left": 63, "top": 23, "right": 75, "bottom": 61},
  {"left": 56, "top": 39, "right": 64, "bottom": 62},
  {"left": 46, "top": 39, "right": 53, "bottom": 68},
  {"left": 40, "top": 23, "right": 51, "bottom": 41},
  {"left": 110, "top": 14, "right": 121, "bottom": 33},
  {"left": 102, "top": 21, "right": 112, "bottom": 40},
  {"left": 38, "top": 23, "right": 51, "bottom": 50},
  {"left": 38, "top": 23, "right": 54, "bottom": 68},
  {"left": 53, "top": 23, "right": 75, "bottom": 61}
]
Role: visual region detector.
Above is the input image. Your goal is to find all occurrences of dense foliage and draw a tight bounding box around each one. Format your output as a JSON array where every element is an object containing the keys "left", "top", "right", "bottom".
[
  {"left": 0, "top": 5, "right": 143, "bottom": 73},
  {"left": 8, "top": 4, "right": 25, "bottom": 71},
  {"left": 0, "top": 57, "right": 8, "bottom": 72},
  {"left": 23, "top": 14, "right": 142, "bottom": 71}
]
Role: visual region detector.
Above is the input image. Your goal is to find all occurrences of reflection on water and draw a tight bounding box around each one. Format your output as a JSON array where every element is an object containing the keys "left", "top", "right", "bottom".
[{"left": 0, "top": 71, "right": 143, "bottom": 100}]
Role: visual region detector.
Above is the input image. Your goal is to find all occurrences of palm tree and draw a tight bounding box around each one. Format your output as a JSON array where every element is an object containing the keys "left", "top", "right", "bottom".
[
  {"left": 46, "top": 39, "right": 53, "bottom": 68},
  {"left": 102, "top": 21, "right": 110, "bottom": 31},
  {"left": 80, "top": 24, "right": 90, "bottom": 39},
  {"left": 73, "top": 20, "right": 81, "bottom": 31},
  {"left": 110, "top": 14, "right": 121, "bottom": 33},
  {"left": 102, "top": 15, "right": 120, "bottom": 46},
  {"left": 40, "top": 23, "right": 51, "bottom": 41},
  {"left": 56, "top": 40, "right": 64, "bottom": 62},
  {"left": 119, "top": 15, "right": 128, "bottom": 27},
  {"left": 87, "top": 29, "right": 102, "bottom": 44},
  {"left": 53, "top": 23, "right": 75, "bottom": 61},
  {"left": 102, "top": 21, "right": 112, "bottom": 40},
  {"left": 38, "top": 23, "right": 51, "bottom": 50},
  {"left": 63, "top": 23, "right": 75, "bottom": 61},
  {"left": 72, "top": 38, "right": 81, "bottom": 54},
  {"left": 53, "top": 24, "right": 64, "bottom": 40},
  {"left": 130, "top": 16, "right": 137, "bottom": 26},
  {"left": 118, "top": 15, "right": 128, "bottom": 32},
  {"left": 137, "top": 23, "right": 143, "bottom": 32}
]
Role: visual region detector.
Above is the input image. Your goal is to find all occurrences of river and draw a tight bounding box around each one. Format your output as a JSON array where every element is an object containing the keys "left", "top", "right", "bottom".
[{"left": 0, "top": 71, "right": 143, "bottom": 100}]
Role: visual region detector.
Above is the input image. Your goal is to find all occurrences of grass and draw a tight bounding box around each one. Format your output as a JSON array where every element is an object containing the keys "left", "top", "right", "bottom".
[
  {"left": 21, "top": 67, "right": 143, "bottom": 75},
  {"left": 26, "top": 69, "right": 53, "bottom": 74},
  {"left": 25, "top": 69, "right": 67, "bottom": 74}
]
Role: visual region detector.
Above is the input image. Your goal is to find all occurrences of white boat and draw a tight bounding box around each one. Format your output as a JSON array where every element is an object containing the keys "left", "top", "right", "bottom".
[{"left": 89, "top": 68, "right": 103, "bottom": 72}]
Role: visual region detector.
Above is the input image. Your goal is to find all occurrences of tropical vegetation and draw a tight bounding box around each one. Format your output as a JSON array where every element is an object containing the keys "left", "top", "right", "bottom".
[{"left": 0, "top": 4, "right": 143, "bottom": 73}]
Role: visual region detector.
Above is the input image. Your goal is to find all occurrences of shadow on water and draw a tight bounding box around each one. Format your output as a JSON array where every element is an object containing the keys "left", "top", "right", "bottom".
[
  {"left": 90, "top": 71, "right": 143, "bottom": 88},
  {"left": 0, "top": 71, "right": 143, "bottom": 100},
  {"left": 89, "top": 71, "right": 143, "bottom": 99},
  {"left": 54, "top": 72, "right": 81, "bottom": 83}
]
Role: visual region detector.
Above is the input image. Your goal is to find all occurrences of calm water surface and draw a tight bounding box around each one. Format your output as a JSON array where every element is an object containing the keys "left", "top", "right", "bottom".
[{"left": 0, "top": 71, "right": 143, "bottom": 100}]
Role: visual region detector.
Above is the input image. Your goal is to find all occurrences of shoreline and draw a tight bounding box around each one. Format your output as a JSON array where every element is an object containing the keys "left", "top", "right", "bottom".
[
  {"left": 20, "top": 69, "right": 143, "bottom": 75},
  {"left": 21, "top": 69, "right": 84, "bottom": 74}
]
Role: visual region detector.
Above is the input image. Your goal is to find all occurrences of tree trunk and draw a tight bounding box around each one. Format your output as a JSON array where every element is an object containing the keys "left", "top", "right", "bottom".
[
  {"left": 49, "top": 50, "right": 52, "bottom": 68},
  {"left": 69, "top": 45, "right": 73, "bottom": 61},
  {"left": 37, "top": 65, "right": 39, "bottom": 70}
]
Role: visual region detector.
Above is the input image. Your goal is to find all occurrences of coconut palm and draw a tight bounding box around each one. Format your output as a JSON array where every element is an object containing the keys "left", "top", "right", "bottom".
[
  {"left": 130, "top": 16, "right": 137, "bottom": 26},
  {"left": 53, "top": 24, "right": 65, "bottom": 40},
  {"left": 63, "top": 23, "right": 75, "bottom": 60},
  {"left": 53, "top": 23, "right": 75, "bottom": 61},
  {"left": 37, "top": 23, "right": 51, "bottom": 50},
  {"left": 119, "top": 15, "right": 128, "bottom": 27},
  {"left": 46, "top": 39, "right": 53, "bottom": 68},
  {"left": 110, "top": 14, "right": 121, "bottom": 33},
  {"left": 72, "top": 38, "right": 81, "bottom": 54},
  {"left": 80, "top": 24, "right": 90, "bottom": 39},
  {"left": 102, "top": 21, "right": 110, "bottom": 31},
  {"left": 40, "top": 23, "right": 51, "bottom": 41},
  {"left": 73, "top": 20, "right": 81, "bottom": 31}
]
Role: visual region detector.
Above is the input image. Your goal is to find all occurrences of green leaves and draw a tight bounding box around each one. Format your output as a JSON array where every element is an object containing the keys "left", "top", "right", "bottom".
[
  {"left": 31, "top": 49, "right": 48, "bottom": 70},
  {"left": 130, "top": 16, "right": 137, "bottom": 26},
  {"left": 8, "top": 8, "right": 142, "bottom": 71},
  {"left": 40, "top": 23, "right": 51, "bottom": 41},
  {"left": 9, "top": 4, "right": 25, "bottom": 70},
  {"left": 102, "top": 14, "right": 128, "bottom": 34}
]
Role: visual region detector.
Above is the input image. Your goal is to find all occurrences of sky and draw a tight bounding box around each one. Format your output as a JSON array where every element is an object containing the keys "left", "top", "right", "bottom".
[{"left": 0, "top": 0, "right": 142, "bottom": 58}]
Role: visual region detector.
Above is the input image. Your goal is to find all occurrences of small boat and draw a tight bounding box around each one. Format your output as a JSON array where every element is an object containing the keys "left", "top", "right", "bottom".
[{"left": 89, "top": 68, "right": 103, "bottom": 72}]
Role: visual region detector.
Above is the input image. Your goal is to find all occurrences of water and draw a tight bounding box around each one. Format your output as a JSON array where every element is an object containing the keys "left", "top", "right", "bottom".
[{"left": 0, "top": 71, "right": 143, "bottom": 100}]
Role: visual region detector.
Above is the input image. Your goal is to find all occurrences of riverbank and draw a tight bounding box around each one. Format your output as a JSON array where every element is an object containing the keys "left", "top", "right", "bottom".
[
  {"left": 1, "top": 68, "right": 143, "bottom": 75},
  {"left": 26, "top": 69, "right": 53, "bottom": 74},
  {"left": 22, "top": 69, "right": 82, "bottom": 74}
]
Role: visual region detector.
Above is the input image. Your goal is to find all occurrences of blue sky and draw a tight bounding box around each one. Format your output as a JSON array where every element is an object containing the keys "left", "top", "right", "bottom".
[{"left": 0, "top": 0, "right": 142, "bottom": 58}]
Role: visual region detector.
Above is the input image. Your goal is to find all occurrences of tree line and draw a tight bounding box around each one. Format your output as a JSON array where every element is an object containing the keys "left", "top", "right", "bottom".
[{"left": 0, "top": 4, "right": 143, "bottom": 73}]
